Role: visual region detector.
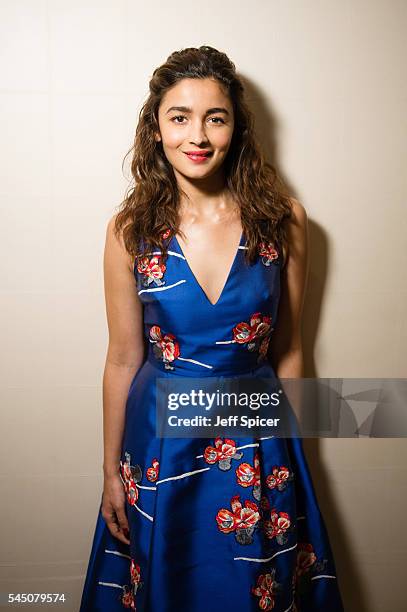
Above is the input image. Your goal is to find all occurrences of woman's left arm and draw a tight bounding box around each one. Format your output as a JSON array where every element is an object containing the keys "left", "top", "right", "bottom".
[{"left": 269, "top": 198, "right": 309, "bottom": 378}]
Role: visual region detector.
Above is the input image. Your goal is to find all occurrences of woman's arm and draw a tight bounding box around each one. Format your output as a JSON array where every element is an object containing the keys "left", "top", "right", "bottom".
[
  {"left": 270, "top": 198, "right": 309, "bottom": 377},
  {"left": 102, "top": 214, "right": 145, "bottom": 479},
  {"left": 269, "top": 199, "right": 309, "bottom": 428},
  {"left": 100, "top": 214, "right": 145, "bottom": 544}
]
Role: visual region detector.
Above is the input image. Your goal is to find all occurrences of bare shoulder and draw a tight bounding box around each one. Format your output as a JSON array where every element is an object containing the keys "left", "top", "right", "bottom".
[
  {"left": 284, "top": 197, "right": 308, "bottom": 259},
  {"left": 288, "top": 197, "right": 308, "bottom": 230},
  {"left": 103, "top": 214, "right": 144, "bottom": 361},
  {"left": 269, "top": 198, "right": 309, "bottom": 362},
  {"left": 105, "top": 213, "right": 134, "bottom": 274}
]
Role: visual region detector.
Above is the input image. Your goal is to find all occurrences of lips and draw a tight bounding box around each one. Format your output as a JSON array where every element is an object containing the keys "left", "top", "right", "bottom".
[{"left": 184, "top": 151, "right": 213, "bottom": 162}]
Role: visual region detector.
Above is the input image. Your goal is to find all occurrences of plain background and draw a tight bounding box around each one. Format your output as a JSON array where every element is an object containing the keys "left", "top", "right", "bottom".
[{"left": 1, "top": 1, "right": 406, "bottom": 610}]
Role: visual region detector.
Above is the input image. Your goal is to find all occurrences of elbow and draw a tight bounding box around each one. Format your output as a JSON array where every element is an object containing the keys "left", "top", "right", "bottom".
[
  {"left": 106, "top": 342, "right": 146, "bottom": 369},
  {"left": 269, "top": 345, "right": 304, "bottom": 378}
]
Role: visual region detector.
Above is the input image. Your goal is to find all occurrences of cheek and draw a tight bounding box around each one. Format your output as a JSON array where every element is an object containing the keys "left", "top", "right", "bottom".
[
  {"left": 212, "top": 129, "right": 234, "bottom": 151},
  {"left": 161, "top": 126, "right": 183, "bottom": 149}
]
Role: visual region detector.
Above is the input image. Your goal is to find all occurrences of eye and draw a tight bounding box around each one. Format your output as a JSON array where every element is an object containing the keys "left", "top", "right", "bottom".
[{"left": 170, "top": 115, "right": 225, "bottom": 125}]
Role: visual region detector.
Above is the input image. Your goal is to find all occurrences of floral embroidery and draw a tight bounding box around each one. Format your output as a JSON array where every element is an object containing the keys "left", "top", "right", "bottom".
[
  {"left": 119, "top": 451, "right": 142, "bottom": 507},
  {"left": 262, "top": 508, "right": 292, "bottom": 544},
  {"left": 259, "top": 242, "right": 279, "bottom": 266},
  {"left": 204, "top": 437, "right": 243, "bottom": 470},
  {"left": 137, "top": 255, "right": 166, "bottom": 288},
  {"left": 146, "top": 458, "right": 160, "bottom": 482},
  {"left": 121, "top": 586, "right": 135, "bottom": 609},
  {"left": 296, "top": 542, "right": 317, "bottom": 575},
  {"left": 149, "top": 325, "right": 180, "bottom": 370},
  {"left": 251, "top": 567, "right": 282, "bottom": 611},
  {"left": 216, "top": 495, "right": 260, "bottom": 545},
  {"left": 121, "top": 558, "right": 143, "bottom": 609},
  {"left": 258, "top": 335, "right": 271, "bottom": 362},
  {"left": 266, "top": 466, "right": 294, "bottom": 492},
  {"left": 235, "top": 450, "right": 261, "bottom": 500},
  {"left": 232, "top": 312, "right": 273, "bottom": 363},
  {"left": 259, "top": 497, "right": 294, "bottom": 544},
  {"left": 130, "top": 558, "right": 141, "bottom": 584},
  {"left": 292, "top": 542, "right": 330, "bottom": 604},
  {"left": 161, "top": 228, "right": 171, "bottom": 239}
]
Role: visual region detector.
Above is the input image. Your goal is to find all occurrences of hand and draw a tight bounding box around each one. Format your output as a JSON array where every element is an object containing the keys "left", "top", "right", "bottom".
[{"left": 101, "top": 472, "right": 130, "bottom": 545}]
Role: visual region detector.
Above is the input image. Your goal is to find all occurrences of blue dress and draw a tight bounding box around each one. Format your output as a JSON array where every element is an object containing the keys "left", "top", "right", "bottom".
[{"left": 80, "top": 231, "right": 344, "bottom": 612}]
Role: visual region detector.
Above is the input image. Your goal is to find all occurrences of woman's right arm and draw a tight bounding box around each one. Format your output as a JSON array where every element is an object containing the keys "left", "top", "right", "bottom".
[{"left": 101, "top": 214, "right": 145, "bottom": 545}]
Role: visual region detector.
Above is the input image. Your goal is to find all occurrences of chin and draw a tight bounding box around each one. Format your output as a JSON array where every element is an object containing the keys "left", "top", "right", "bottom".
[{"left": 178, "top": 164, "right": 213, "bottom": 177}]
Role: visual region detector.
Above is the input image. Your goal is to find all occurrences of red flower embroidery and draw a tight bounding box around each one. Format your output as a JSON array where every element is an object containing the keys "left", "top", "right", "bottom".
[
  {"left": 296, "top": 542, "right": 317, "bottom": 576},
  {"left": 119, "top": 451, "right": 142, "bottom": 507},
  {"left": 161, "top": 228, "right": 171, "bottom": 239},
  {"left": 235, "top": 450, "right": 261, "bottom": 500},
  {"left": 259, "top": 242, "right": 279, "bottom": 266},
  {"left": 204, "top": 437, "right": 243, "bottom": 470},
  {"left": 291, "top": 542, "right": 331, "bottom": 605},
  {"left": 251, "top": 568, "right": 281, "bottom": 610},
  {"left": 149, "top": 325, "right": 180, "bottom": 370},
  {"left": 266, "top": 466, "right": 294, "bottom": 492},
  {"left": 146, "top": 458, "right": 160, "bottom": 482},
  {"left": 233, "top": 312, "right": 271, "bottom": 345},
  {"left": 263, "top": 508, "right": 291, "bottom": 544},
  {"left": 121, "top": 557, "right": 143, "bottom": 609},
  {"left": 130, "top": 558, "right": 142, "bottom": 588},
  {"left": 137, "top": 255, "right": 166, "bottom": 288},
  {"left": 121, "top": 586, "right": 135, "bottom": 609},
  {"left": 232, "top": 312, "right": 273, "bottom": 363},
  {"left": 216, "top": 495, "right": 260, "bottom": 545}
]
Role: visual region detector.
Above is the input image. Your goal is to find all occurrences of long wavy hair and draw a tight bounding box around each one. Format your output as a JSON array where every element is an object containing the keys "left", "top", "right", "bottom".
[{"left": 114, "top": 45, "right": 293, "bottom": 268}]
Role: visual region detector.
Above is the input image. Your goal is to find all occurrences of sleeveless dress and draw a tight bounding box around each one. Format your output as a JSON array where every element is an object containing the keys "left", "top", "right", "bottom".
[{"left": 80, "top": 231, "right": 344, "bottom": 612}]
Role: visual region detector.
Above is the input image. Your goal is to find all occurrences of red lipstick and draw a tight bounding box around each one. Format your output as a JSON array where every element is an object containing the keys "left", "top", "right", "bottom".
[{"left": 183, "top": 151, "right": 213, "bottom": 163}]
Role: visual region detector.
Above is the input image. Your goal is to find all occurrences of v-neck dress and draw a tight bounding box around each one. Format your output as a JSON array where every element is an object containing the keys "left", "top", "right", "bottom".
[{"left": 79, "top": 232, "right": 344, "bottom": 612}]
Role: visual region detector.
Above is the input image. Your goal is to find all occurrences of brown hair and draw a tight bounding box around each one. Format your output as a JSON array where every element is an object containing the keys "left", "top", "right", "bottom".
[{"left": 114, "top": 45, "right": 293, "bottom": 268}]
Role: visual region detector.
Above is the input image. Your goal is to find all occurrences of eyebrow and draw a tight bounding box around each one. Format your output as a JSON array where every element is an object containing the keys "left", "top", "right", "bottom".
[{"left": 165, "top": 106, "right": 230, "bottom": 116}]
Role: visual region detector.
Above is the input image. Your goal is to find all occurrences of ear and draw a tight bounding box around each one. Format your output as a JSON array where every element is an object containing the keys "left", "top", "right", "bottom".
[{"left": 154, "top": 132, "right": 162, "bottom": 143}]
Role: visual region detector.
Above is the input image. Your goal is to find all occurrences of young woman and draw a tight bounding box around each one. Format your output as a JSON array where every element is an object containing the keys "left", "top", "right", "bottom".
[{"left": 80, "top": 46, "right": 344, "bottom": 611}]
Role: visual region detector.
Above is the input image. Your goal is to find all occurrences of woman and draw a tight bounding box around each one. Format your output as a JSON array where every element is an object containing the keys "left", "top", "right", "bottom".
[{"left": 80, "top": 46, "right": 344, "bottom": 611}]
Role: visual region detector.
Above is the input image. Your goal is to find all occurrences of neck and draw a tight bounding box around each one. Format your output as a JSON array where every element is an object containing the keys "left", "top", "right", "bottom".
[{"left": 174, "top": 167, "right": 238, "bottom": 219}]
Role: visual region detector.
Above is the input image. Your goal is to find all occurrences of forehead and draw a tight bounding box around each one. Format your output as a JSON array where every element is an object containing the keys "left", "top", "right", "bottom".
[{"left": 160, "top": 78, "right": 232, "bottom": 112}]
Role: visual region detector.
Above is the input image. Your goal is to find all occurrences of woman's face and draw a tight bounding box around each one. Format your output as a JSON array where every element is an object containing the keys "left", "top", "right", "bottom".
[{"left": 155, "top": 77, "right": 235, "bottom": 181}]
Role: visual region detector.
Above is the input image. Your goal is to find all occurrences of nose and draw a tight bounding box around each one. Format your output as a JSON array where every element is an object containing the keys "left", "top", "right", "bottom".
[{"left": 188, "top": 119, "right": 209, "bottom": 145}]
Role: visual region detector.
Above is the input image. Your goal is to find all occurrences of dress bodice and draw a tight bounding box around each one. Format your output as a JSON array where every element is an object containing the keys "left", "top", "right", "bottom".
[{"left": 134, "top": 232, "right": 281, "bottom": 377}]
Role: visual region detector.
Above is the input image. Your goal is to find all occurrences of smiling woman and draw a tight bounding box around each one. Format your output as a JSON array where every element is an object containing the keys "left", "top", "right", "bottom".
[
  {"left": 79, "top": 46, "right": 345, "bottom": 612},
  {"left": 156, "top": 78, "right": 235, "bottom": 185}
]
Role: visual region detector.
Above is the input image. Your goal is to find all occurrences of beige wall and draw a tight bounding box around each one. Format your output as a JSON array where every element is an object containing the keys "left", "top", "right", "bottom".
[{"left": 1, "top": 1, "right": 406, "bottom": 610}]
